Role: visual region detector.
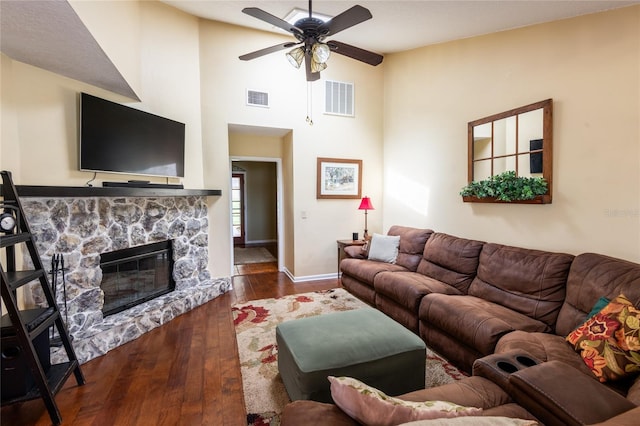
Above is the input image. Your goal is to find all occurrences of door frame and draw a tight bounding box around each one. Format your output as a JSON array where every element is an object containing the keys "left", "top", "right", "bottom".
[
  {"left": 229, "top": 156, "right": 284, "bottom": 273},
  {"left": 231, "top": 172, "right": 246, "bottom": 246}
]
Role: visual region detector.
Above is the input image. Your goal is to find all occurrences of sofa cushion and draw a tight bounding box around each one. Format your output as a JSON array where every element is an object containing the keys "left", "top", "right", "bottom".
[
  {"left": 368, "top": 233, "right": 401, "bottom": 263},
  {"left": 328, "top": 376, "right": 482, "bottom": 426},
  {"left": 341, "top": 258, "right": 409, "bottom": 285},
  {"left": 468, "top": 243, "right": 574, "bottom": 329},
  {"left": 420, "top": 294, "right": 550, "bottom": 356},
  {"left": 387, "top": 226, "right": 434, "bottom": 272},
  {"left": 566, "top": 294, "right": 640, "bottom": 383},
  {"left": 555, "top": 253, "right": 640, "bottom": 337},
  {"left": 375, "top": 271, "right": 464, "bottom": 312},
  {"left": 416, "top": 233, "right": 485, "bottom": 294}
]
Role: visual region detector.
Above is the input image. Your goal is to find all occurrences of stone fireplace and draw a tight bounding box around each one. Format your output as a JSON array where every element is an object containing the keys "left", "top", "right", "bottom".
[{"left": 21, "top": 193, "right": 230, "bottom": 364}]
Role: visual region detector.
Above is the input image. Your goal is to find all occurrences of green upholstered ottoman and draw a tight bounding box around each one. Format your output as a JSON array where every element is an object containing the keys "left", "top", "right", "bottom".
[{"left": 276, "top": 307, "right": 426, "bottom": 403}]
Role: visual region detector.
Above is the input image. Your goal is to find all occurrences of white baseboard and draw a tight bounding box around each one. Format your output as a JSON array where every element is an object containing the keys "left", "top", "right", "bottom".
[{"left": 283, "top": 267, "right": 338, "bottom": 283}]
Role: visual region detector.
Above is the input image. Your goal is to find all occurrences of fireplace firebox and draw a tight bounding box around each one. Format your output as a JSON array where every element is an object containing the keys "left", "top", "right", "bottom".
[{"left": 100, "top": 241, "right": 175, "bottom": 316}]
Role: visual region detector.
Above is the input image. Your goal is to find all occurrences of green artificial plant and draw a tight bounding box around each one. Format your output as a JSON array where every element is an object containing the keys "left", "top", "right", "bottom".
[{"left": 460, "top": 171, "right": 548, "bottom": 202}]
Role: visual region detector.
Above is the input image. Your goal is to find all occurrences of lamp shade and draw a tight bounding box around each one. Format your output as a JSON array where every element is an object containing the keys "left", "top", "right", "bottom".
[
  {"left": 358, "top": 196, "right": 374, "bottom": 210},
  {"left": 310, "top": 59, "right": 327, "bottom": 73},
  {"left": 312, "top": 42, "right": 331, "bottom": 64},
  {"left": 286, "top": 47, "right": 305, "bottom": 69}
]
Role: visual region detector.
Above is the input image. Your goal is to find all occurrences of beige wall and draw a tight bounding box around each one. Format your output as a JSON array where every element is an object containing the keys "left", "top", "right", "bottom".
[{"left": 383, "top": 6, "right": 640, "bottom": 262}]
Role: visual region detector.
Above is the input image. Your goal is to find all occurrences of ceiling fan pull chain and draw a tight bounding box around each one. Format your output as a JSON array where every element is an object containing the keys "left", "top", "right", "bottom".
[{"left": 306, "top": 82, "right": 313, "bottom": 126}]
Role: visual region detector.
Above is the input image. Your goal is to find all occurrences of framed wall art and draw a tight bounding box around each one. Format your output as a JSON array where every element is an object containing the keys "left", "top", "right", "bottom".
[{"left": 317, "top": 157, "right": 362, "bottom": 199}]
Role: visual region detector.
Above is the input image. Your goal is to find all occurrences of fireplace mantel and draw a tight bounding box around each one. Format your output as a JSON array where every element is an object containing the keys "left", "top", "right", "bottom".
[{"left": 2, "top": 185, "right": 222, "bottom": 198}]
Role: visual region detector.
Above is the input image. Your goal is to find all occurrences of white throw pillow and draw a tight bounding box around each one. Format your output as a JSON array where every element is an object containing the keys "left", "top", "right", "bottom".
[
  {"left": 328, "top": 376, "right": 482, "bottom": 426},
  {"left": 367, "top": 233, "right": 400, "bottom": 263}
]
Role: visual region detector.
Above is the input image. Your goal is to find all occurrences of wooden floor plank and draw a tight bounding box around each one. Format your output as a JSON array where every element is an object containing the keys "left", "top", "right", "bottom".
[{"left": 1, "top": 271, "right": 338, "bottom": 425}]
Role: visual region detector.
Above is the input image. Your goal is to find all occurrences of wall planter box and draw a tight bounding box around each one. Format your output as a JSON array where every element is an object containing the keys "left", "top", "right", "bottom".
[{"left": 462, "top": 195, "right": 551, "bottom": 204}]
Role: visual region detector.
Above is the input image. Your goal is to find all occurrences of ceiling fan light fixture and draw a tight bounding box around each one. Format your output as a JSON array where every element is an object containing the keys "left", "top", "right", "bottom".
[
  {"left": 286, "top": 47, "right": 305, "bottom": 68},
  {"left": 312, "top": 42, "right": 331, "bottom": 64}
]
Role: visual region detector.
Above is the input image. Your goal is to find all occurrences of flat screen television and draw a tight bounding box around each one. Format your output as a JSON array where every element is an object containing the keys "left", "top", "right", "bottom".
[{"left": 80, "top": 93, "right": 185, "bottom": 178}]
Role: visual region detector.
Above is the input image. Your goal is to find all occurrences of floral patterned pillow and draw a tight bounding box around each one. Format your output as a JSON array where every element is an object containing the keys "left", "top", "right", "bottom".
[
  {"left": 566, "top": 294, "right": 640, "bottom": 382},
  {"left": 328, "top": 376, "right": 481, "bottom": 426}
]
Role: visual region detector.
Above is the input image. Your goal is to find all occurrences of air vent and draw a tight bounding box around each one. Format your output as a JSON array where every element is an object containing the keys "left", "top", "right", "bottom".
[
  {"left": 246, "top": 89, "right": 269, "bottom": 108},
  {"left": 325, "top": 80, "right": 354, "bottom": 117}
]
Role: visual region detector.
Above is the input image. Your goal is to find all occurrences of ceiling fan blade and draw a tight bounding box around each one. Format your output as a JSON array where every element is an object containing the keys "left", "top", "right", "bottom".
[
  {"left": 327, "top": 40, "right": 383, "bottom": 66},
  {"left": 239, "top": 42, "right": 298, "bottom": 61},
  {"left": 242, "top": 7, "right": 303, "bottom": 36},
  {"left": 319, "top": 5, "right": 372, "bottom": 37},
  {"left": 305, "top": 54, "right": 321, "bottom": 82}
]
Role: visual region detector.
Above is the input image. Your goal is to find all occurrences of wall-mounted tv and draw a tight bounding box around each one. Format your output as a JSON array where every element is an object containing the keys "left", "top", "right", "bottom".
[{"left": 80, "top": 93, "right": 185, "bottom": 178}]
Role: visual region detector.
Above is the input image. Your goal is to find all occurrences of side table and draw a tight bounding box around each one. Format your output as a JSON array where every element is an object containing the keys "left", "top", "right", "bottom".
[{"left": 336, "top": 239, "right": 366, "bottom": 277}]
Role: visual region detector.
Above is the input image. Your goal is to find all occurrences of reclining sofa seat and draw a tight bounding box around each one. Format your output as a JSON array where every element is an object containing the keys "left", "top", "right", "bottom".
[
  {"left": 419, "top": 242, "right": 575, "bottom": 373},
  {"left": 374, "top": 232, "right": 485, "bottom": 333},
  {"left": 495, "top": 252, "right": 640, "bottom": 404},
  {"left": 340, "top": 226, "right": 433, "bottom": 306}
]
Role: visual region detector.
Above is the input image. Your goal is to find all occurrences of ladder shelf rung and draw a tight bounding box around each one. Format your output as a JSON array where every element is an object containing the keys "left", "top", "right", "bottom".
[
  {"left": 27, "top": 307, "right": 58, "bottom": 339},
  {"left": 0, "top": 361, "right": 79, "bottom": 406},
  {"left": 0, "top": 232, "right": 32, "bottom": 248},
  {"left": 3, "top": 269, "right": 46, "bottom": 291},
  {"left": 0, "top": 307, "right": 58, "bottom": 340}
]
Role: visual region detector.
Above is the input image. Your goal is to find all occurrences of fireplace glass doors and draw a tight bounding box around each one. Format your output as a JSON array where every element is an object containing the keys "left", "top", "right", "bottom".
[{"left": 100, "top": 241, "right": 175, "bottom": 316}]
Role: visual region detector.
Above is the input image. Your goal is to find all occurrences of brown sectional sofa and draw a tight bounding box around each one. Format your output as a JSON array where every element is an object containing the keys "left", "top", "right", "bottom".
[{"left": 281, "top": 226, "right": 640, "bottom": 425}]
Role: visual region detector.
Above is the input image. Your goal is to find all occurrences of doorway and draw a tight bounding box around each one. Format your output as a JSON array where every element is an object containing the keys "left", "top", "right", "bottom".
[{"left": 231, "top": 159, "right": 282, "bottom": 276}]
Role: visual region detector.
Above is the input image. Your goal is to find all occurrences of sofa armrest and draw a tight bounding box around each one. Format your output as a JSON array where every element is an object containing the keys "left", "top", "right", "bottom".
[
  {"left": 508, "top": 360, "right": 636, "bottom": 426},
  {"left": 344, "top": 245, "right": 366, "bottom": 259},
  {"left": 473, "top": 351, "right": 541, "bottom": 394}
]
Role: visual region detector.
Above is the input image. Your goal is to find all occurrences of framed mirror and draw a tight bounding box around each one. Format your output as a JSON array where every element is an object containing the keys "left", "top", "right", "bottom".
[{"left": 466, "top": 99, "right": 553, "bottom": 203}]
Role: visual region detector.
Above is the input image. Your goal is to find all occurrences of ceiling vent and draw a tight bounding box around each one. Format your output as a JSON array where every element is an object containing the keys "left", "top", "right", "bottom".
[
  {"left": 325, "top": 80, "right": 354, "bottom": 117},
  {"left": 246, "top": 89, "right": 269, "bottom": 108}
]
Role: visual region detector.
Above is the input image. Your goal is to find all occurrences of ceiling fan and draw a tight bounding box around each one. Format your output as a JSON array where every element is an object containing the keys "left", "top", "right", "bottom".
[{"left": 239, "top": 0, "right": 383, "bottom": 82}]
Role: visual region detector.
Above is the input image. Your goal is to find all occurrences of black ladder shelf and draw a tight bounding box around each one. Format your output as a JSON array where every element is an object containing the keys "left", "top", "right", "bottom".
[{"left": 0, "top": 170, "right": 85, "bottom": 425}]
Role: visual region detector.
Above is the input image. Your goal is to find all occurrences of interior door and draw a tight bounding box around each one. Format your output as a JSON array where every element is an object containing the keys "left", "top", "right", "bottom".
[{"left": 232, "top": 173, "right": 245, "bottom": 245}]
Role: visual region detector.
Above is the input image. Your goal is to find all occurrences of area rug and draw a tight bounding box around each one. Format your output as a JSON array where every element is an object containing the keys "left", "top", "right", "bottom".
[
  {"left": 232, "top": 288, "right": 466, "bottom": 425},
  {"left": 234, "top": 247, "right": 277, "bottom": 265}
]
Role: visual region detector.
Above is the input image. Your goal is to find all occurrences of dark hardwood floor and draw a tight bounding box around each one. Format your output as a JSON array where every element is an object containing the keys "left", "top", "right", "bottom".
[{"left": 1, "top": 268, "right": 340, "bottom": 426}]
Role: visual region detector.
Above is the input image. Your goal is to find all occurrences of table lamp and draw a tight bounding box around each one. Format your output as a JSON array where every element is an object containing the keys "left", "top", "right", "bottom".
[{"left": 358, "top": 196, "right": 374, "bottom": 240}]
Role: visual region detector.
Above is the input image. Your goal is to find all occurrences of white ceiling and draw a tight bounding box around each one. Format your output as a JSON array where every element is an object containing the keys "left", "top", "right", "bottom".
[{"left": 162, "top": 0, "right": 640, "bottom": 54}]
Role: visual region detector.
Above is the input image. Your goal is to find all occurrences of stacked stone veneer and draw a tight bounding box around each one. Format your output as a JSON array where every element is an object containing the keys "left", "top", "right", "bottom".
[{"left": 22, "top": 195, "right": 231, "bottom": 364}]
